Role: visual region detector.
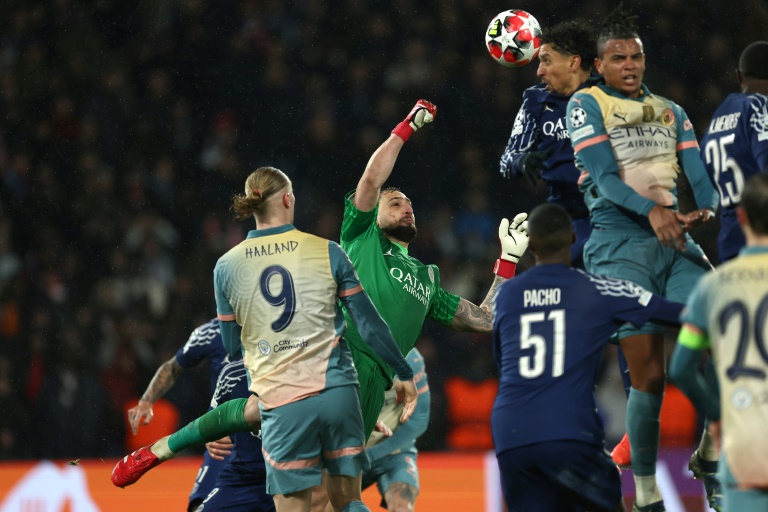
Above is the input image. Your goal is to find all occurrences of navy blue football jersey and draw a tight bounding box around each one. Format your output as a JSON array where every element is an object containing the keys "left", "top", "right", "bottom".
[
  {"left": 500, "top": 82, "right": 594, "bottom": 217},
  {"left": 210, "top": 359, "right": 267, "bottom": 481},
  {"left": 491, "top": 264, "right": 668, "bottom": 454},
  {"left": 174, "top": 319, "right": 231, "bottom": 506},
  {"left": 174, "top": 318, "right": 230, "bottom": 393},
  {"left": 700, "top": 92, "right": 768, "bottom": 262}
]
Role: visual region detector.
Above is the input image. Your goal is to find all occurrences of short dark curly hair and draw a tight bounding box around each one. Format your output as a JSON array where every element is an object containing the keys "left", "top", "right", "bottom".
[
  {"left": 597, "top": 2, "right": 641, "bottom": 57},
  {"left": 541, "top": 20, "right": 596, "bottom": 72},
  {"left": 740, "top": 41, "right": 768, "bottom": 80}
]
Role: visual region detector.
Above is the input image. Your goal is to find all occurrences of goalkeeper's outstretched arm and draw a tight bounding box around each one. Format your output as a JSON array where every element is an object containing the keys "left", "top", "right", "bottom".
[
  {"left": 450, "top": 213, "right": 529, "bottom": 333},
  {"left": 354, "top": 99, "right": 437, "bottom": 212}
]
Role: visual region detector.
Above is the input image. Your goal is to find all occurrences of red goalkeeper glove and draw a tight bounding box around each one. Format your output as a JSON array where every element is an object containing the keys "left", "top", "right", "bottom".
[
  {"left": 392, "top": 99, "right": 437, "bottom": 142},
  {"left": 493, "top": 213, "right": 529, "bottom": 279}
]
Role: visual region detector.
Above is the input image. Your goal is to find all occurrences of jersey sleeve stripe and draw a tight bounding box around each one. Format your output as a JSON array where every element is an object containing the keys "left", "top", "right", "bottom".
[
  {"left": 338, "top": 285, "right": 363, "bottom": 297},
  {"left": 217, "top": 313, "right": 236, "bottom": 321},
  {"left": 573, "top": 134, "right": 609, "bottom": 153},
  {"left": 677, "top": 140, "right": 699, "bottom": 151}
]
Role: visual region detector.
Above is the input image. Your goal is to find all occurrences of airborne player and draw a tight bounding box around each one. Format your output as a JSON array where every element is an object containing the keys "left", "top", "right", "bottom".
[{"left": 565, "top": 4, "right": 721, "bottom": 511}]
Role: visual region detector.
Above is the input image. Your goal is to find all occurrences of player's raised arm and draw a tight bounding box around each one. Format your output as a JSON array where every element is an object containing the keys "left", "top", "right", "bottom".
[
  {"left": 450, "top": 213, "right": 529, "bottom": 333},
  {"left": 354, "top": 100, "right": 437, "bottom": 212}
]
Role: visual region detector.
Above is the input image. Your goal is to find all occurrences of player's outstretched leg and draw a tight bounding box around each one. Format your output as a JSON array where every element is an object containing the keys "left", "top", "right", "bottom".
[
  {"left": 621, "top": 333, "right": 666, "bottom": 510},
  {"left": 112, "top": 397, "right": 255, "bottom": 487}
]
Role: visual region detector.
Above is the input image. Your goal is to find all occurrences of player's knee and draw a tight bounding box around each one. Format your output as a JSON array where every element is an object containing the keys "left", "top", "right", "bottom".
[
  {"left": 627, "top": 361, "right": 666, "bottom": 393},
  {"left": 641, "top": 373, "right": 666, "bottom": 395},
  {"left": 244, "top": 395, "right": 262, "bottom": 430}
]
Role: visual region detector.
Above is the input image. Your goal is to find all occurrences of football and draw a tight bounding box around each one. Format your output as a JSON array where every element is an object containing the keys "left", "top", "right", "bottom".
[{"left": 485, "top": 10, "right": 542, "bottom": 68}]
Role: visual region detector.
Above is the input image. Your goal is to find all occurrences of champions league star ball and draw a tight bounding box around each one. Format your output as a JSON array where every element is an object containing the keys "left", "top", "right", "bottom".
[{"left": 485, "top": 9, "right": 542, "bottom": 68}]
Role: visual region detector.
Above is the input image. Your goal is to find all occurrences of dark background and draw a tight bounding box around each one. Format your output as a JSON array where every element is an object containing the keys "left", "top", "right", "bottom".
[{"left": 1, "top": 0, "right": 766, "bottom": 459}]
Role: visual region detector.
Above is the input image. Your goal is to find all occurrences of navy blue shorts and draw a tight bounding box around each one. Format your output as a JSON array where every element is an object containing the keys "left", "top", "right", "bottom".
[
  {"left": 196, "top": 471, "right": 275, "bottom": 512},
  {"left": 188, "top": 450, "right": 228, "bottom": 511},
  {"left": 497, "top": 440, "right": 622, "bottom": 512}
]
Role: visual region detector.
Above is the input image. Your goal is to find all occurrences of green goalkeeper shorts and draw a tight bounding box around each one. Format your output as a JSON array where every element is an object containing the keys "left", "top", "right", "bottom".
[{"left": 352, "top": 349, "right": 389, "bottom": 441}]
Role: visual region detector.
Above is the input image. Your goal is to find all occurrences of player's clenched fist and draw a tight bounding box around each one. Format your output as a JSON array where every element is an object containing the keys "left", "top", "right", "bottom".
[
  {"left": 493, "top": 213, "right": 529, "bottom": 279},
  {"left": 392, "top": 99, "right": 437, "bottom": 142}
]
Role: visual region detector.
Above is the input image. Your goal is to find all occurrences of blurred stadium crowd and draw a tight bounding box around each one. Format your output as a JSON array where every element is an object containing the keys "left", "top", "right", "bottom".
[{"left": 0, "top": 0, "right": 766, "bottom": 460}]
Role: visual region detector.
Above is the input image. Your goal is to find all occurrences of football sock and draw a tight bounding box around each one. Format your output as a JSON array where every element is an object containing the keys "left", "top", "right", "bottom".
[
  {"left": 617, "top": 347, "right": 632, "bottom": 397},
  {"left": 341, "top": 500, "right": 370, "bottom": 512},
  {"left": 149, "top": 435, "right": 174, "bottom": 460},
  {"left": 626, "top": 388, "right": 663, "bottom": 476},
  {"left": 698, "top": 426, "right": 719, "bottom": 461},
  {"left": 634, "top": 474, "right": 663, "bottom": 507},
  {"left": 698, "top": 355, "right": 720, "bottom": 461},
  {"left": 167, "top": 397, "right": 250, "bottom": 453}
]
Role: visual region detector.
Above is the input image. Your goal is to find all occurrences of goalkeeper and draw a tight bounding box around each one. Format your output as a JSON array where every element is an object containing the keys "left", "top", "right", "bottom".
[
  {"left": 340, "top": 99, "right": 529, "bottom": 439},
  {"left": 110, "top": 100, "right": 530, "bottom": 496}
]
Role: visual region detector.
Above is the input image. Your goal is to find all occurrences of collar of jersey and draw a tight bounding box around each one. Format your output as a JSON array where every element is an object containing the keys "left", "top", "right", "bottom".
[
  {"left": 387, "top": 239, "right": 409, "bottom": 255},
  {"left": 739, "top": 245, "right": 768, "bottom": 256},
  {"left": 246, "top": 224, "right": 295, "bottom": 238},
  {"left": 597, "top": 81, "right": 652, "bottom": 101}
]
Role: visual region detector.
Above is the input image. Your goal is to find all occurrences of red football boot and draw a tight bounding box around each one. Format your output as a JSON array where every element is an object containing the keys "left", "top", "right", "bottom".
[
  {"left": 611, "top": 433, "right": 632, "bottom": 469},
  {"left": 111, "top": 444, "right": 164, "bottom": 488}
]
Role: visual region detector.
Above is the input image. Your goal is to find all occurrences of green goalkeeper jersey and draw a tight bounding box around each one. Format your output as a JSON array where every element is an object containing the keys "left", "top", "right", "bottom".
[{"left": 340, "top": 191, "right": 460, "bottom": 386}]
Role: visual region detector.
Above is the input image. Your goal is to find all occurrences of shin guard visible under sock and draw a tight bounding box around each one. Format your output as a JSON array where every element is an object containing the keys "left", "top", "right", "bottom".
[
  {"left": 341, "top": 500, "right": 370, "bottom": 512},
  {"left": 626, "top": 388, "right": 663, "bottom": 477},
  {"left": 168, "top": 397, "right": 250, "bottom": 453}
]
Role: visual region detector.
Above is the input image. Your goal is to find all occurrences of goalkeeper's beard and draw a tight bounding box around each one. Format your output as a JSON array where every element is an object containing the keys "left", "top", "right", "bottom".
[{"left": 382, "top": 224, "right": 417, "bottom": 244}]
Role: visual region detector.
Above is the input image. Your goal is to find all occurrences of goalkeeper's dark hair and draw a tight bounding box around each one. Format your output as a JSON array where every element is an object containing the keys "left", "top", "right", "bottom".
[
  {"left": 381, "top": 187, "right": 403, "bottom": 197},
  {"left": 739, "top": 41, "right": 768, "bottom": 80},
  {"left": 741, "top": 173, "right": 768, "bottom": 235},
  {"left": 379, "top": 187, "right": 413, "bottom": 205},
  {"left": 231, "top": 166, "right": 291, "bottom": 220},
  {"left": 528, "top": 203, "right": 574, "bottom": 258},
  {"left": 541, "top": 20, "right": 596, "bottom": 72},
  {"left": 597, "top": 2, "right": 641, "bottom": 58}
]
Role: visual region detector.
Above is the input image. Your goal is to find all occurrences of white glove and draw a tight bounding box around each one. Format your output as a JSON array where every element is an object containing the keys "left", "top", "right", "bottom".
[
  {"left": 493, "top": 213, "right": 529, "bottom": 278},
  {"left": 392, "top": 99, "right": 437, "bottom": 141}
]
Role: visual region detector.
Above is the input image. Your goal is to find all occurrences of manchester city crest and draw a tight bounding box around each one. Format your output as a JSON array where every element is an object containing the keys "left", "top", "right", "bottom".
[{"left": 660, "top": 108, "right": 675, "bottom": 126}]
